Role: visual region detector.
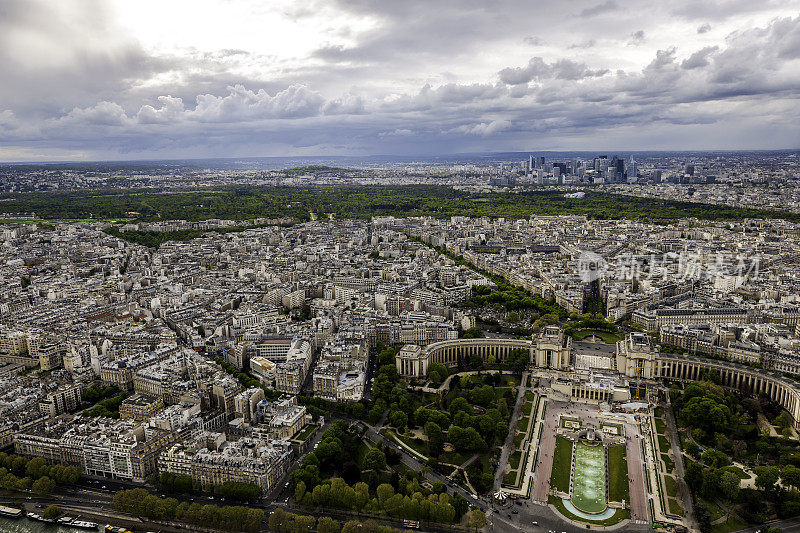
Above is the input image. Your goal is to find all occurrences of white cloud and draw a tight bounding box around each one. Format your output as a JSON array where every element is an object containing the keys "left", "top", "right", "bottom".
[
  {"left": 0, "top": 110, "right": 19, "bottom": 130},
  {"left": 323, "top": 94, "right": 366, "bottom": 115},
  {"left": 453, "top": 120, "right": 512, "bottom": 137},
  {"left": 57, "top": 101, "right": 130, "bottom": 126},
  {"left": 136, "top": 96, "right": 185, "bottom": 124},
  {"left": 189, "top": 84, "right": 325, "bottom": 122}
]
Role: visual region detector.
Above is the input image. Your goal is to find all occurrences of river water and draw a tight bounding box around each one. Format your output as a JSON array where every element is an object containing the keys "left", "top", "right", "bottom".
[{"left": 0, "top": 516, "right": 100, "bottom": 532}]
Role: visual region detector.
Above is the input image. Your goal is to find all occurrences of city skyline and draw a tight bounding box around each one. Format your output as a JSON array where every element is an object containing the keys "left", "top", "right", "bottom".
[{"left": 1, "top": 0, "right": 800, "bottom": 161}]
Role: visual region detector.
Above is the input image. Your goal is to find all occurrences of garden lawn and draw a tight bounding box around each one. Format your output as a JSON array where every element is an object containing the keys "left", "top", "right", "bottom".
[
  {"left": 551, "top": 436, "right": 573, "bottom": 493},
  {"left": 664, "top": 475, "right": 678, "bottom": 498},
  {"left": 608, "top": 444, "right": 629, "bottom": 503},
  {"left": 667, "top": 498, "right": 684, "bottom": 516}
]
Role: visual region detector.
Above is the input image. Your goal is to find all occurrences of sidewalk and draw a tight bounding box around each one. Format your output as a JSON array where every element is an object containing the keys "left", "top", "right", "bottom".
[
  {"left": 665, "top": 396, "right": 698, "bottom": 532},
  {"left": 493, "top": 372, "right": 529, "bottom": 492}
]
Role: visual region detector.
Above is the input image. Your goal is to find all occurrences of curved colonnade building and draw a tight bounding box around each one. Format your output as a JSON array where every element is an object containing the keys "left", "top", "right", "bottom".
[{"left": 395, "top": 326, "right": 800, "bottom": 428}]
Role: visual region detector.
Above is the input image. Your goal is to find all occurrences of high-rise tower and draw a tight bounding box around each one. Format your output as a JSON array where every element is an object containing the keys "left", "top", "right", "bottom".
[{"left": 627, "top": 155, "right": 638, "bottom": 183}]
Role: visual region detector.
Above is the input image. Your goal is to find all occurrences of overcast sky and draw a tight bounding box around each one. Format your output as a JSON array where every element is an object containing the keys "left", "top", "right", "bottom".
[{"left": 1, "top": 0, "right": 799, "bottom": 161}]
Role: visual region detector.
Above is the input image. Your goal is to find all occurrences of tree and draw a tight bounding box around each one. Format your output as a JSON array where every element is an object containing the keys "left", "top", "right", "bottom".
[
  {"left": 731, "top": 440, "right": 747, "bottom": 459},
  {"left": 425, "top": 422, "right": 444, "bottom": 457},
  {"left": 42, "top": 505, "right": 60, "bottom": 520},
  {"left": 462, "top": 327, "right": 484, "bottom": 339},
  {"left": 684, "top": 461, "right": 703, "bottom": 493},
  {"left": 416, "top": 408, "right": 450, "bottom": 430},
  {"left": 32, "top": 476, "right": 56, "bottom": 496},
  {"left": 782, "top": 465, "right": 800, "bottom": 489},
  {"left": 754, "top": 466, "right": 781, "bottom": 492},
  {"left": 467, "top": 509, "right": 486, "bottom": 531},
  {"left": 341, "top": 461, "right": 361, "bottom": 485},
  {"left": 447, "top": 426, "right": 487, "bottom": 452},
  {"left": 701, "top": 449, "right": 729, "bottom": 469},
  {"left": 389, "top": 410, "right": 408, "bottom": 431},
  {"left": 341, "top": 520, "right": 362, "bottom": 533},
  {"left": 468, "top": 385, "right": 496, "bottom": 407},
  {"left": 270, "top": 508, "right": 291, "bottom": 531},
  {"left": 473, "top": 472, "right": 493, "bottom": 494},
  {"left": 700, "top": 468, "right": 721, "bottom": 499},
  {"left": 292, "top": 514, "right": 315, "bottom": 532},
  {"left": 428, "top": 363, "right": 449, "bottom": 386},
  {"left": 451, "top": 494, "right": 469, "bottom": 520},
  {"left": 315, "top": 438, "right": 344, "bottom": 470},
  {"left": 695, "top": 501, "right": 712, "bottom": 533},
  {"left": 294, "top": 480, "right": 307, "bottom": 503},
  {"left": 448, "top": 397, "right": 472, "bottom": 416},
  {"left": 317, "top": 516, "right": 341, "bottom": 533},
  {"left": 684, "top": 440, "right": 700, "bottom": 459},
  {"left": 376, "top": 483, "right": 394, "bottom": 505},
  {"left": 681, "top": 397, "right": 732, "bottom": 436},
  {"left": 775, "top": 412, "right": 794, "bottom": 430},
  {"left": 214, "top": 481, "right": 261, "bottom": 501},
  {"left": 505, "top": 349, "right": 530, "bottom": 374},
  {"left": 719, "top": 471, "right": 740, "bottom": 501},
  {"left": 26, "top": 457, "right": 48, "bottom": 479},
  {"left": 468, "top": 353, "right": 483, "bottom": 369},
  {"left": 363, "top": 449, "right": 387, "bottom": 472}
]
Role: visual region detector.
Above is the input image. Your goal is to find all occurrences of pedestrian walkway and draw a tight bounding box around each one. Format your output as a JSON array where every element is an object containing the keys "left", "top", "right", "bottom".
[
  {"left": 493, "top": 372, "right": 529, "bottom": 492},
  {"left": 409, "top": 369, "right": 509, "bottom": 394}
]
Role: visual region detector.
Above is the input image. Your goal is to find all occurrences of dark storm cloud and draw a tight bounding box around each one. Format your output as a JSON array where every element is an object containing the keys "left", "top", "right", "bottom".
[
  {"left": 1, "top": 0, "right": 800, "bottom": 159},
  {"left": 0, "top": 0, "right": 169, "bottom": 115},
  {"left": 579, "top": 1, "right": 618, "bottom": 17},
  {"left": 628, "top": 30, "right": 646, "bottom": 46},
  {"left": 672, "top": 0, "right": 787, "bottom": 20},
  {"left": 681, "top": 46, "right": 720, "bottom": 69},
  {"left": 498, "top": 58, "right": 609, "bottom": 85}
]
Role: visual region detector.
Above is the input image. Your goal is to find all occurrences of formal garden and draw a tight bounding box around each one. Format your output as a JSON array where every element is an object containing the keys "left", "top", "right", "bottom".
[{"left": 548, "top": 430, "right": 631, "bottom": 526}]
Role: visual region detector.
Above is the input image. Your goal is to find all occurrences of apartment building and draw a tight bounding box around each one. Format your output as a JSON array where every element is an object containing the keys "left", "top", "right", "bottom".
[
  {"left": 158, "top": 436, "right": 291, "bottom": 494},
  {"left": 39, "top": 384, "right": 82, "bottom": 418}
]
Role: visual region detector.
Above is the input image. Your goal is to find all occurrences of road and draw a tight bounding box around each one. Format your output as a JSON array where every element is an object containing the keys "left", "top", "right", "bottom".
[
  {"left": 664, "top": 393, "right": 697, "bottom": 531},
  {"left": 738, "top": 516, "right": 800, "bottom": 533},
  {"left": 1, "top": 409, "right": 656, "bottom": 533},
  {"left": 266, "top": 419, "right": 332, "bottom": 503},
  {"left": 494, "top": 372, "right": 530, "bottom": 492}
]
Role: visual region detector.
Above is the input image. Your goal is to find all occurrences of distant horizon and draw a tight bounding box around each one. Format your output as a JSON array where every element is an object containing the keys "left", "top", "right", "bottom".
[{"left": 1, "top": 148, "right": 799, "bottom": 167}]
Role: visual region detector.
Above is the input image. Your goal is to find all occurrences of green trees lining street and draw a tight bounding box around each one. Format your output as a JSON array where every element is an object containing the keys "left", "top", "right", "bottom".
[
  {"left": 111, "top": 488, "right": 265, "bottom": 532},
  {"left": 0, "top": 453, "right": 80, "bottom": 495}
]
